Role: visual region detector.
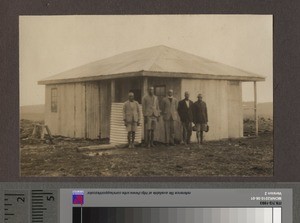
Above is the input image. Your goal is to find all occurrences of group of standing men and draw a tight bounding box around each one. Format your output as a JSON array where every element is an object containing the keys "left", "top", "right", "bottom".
[{"left": 123, "top": 87, "right": 208, "bottom": 148}]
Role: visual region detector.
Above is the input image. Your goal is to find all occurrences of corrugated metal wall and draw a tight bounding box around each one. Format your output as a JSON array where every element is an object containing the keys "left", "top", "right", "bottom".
[
  {"left": 45, "top": 83, "right": 86, "bottom": 138},
  {"left": 228, "top": 81, "right": 243, "bottom": 138},
  {"left": 85, "top": 82, "right": 100, "bottom": 139},
  {"left": 59, "top": 84, "right": 76, "bottom": 137},
  {"left": 99, "top": 81, "right": 111, "bottom": 139},
  {"left": 181, "top": 79, "right": 243, "bottom": 141},
  {"left": 110, "top": 103, "right": 143, "bottom": 144},
  {"left": 45, "top": 78, "right": 243, "bottom": 141},
  {"left": 45, "top": 82, "right": 101, "bottom": 139},
  {"left": 74, "top": 83, "right": 86, "bottom": 138}
]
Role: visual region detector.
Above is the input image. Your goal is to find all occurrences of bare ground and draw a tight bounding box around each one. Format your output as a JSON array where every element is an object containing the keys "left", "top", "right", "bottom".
[{"left": 20, "top": 119, "right": 273, "bottom": 177}]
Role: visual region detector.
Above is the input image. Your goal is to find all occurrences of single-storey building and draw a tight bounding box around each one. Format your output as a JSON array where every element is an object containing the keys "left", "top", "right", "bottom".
[{"left": 38, "top": 45, "right": 265, "bottom": 143}]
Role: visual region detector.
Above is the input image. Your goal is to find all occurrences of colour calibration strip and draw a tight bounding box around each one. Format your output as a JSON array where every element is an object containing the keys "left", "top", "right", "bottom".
[
  {"left": 72, "top": 207, "right": 281, "bottom": 223},
  {"left": 59, "top": 188, "right": 291, "bottom": 223}
]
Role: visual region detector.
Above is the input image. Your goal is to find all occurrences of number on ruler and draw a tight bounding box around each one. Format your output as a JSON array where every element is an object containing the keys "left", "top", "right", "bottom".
[
  {"left": 17, "top": 197, "right": 25, "bottom": 203},
  {"left": 47, "top": 196, "right": 55, "bottom": 201}
]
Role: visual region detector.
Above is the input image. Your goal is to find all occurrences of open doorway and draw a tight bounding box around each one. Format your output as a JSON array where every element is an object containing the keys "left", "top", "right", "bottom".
[{"left": 129, "top": 89, "right": 142, "bottom": 104}]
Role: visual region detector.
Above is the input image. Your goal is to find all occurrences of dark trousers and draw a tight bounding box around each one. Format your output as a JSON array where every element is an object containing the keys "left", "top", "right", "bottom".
[
  {"left": 182, "top": 121, "right": 192, "bottom": 144},
  {"left": 164, "top": 118, "right": 175, "bottom": 144}
]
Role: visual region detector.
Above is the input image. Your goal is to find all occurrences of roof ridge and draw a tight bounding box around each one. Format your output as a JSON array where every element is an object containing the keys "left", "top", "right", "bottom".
[
  {"left": 145, "top": 45, "right": 162, "bottom": 71},
  {"left": 145, "top": 46, "right": 167, "bottom": 71},
  {"left": 39, "top": 45, "right": 266, "bottom": 85},
  {"left": 150, "top": 46, "right": 266, "bottom": 78}
]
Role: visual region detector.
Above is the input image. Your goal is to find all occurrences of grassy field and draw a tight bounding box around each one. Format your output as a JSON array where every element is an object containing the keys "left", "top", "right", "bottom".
[
  {"left": 20, "top": 119, "right": 273, "bottom": 177},
  {"left": 20, "top": 102, "right": 273, "bottom": 121},
  {"left": 20, "top": 104, "right": 44, "bottom": 121},
  {"left": 20, "top": 102, "right": 273, "bottom": 177}
]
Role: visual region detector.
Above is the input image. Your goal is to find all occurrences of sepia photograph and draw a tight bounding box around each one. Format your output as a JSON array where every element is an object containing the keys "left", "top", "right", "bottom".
[{"left": 20, "top": 15, "right": 273, "bottom": 177}]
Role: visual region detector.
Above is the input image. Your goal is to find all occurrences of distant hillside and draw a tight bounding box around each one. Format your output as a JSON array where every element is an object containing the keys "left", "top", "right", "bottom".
[
  {"left": 243, "top": 102, "right": 273, "bottom": 119},
  {"left": 20, "top": 102, "right": 272, "bottom": 121},
  {"left": 20, "top": 104, "right": 45, "bottom": 121}
]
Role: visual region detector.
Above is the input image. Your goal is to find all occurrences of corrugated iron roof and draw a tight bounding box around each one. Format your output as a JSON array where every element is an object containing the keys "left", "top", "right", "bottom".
[{"left": 38, "top": 45, "right": 265, "bottom": 84}]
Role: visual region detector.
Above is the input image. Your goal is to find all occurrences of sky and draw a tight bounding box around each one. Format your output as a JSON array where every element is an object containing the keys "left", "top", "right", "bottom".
[{"left": 20, "top": 15, "right": 273, "bottom": 106}]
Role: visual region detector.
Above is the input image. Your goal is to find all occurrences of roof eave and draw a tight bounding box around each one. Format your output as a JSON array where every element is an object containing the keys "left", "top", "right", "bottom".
[
  {"left": 38, "top": 70, "right": 265, "bottom": 85},
  {"left": 141, "top": 71, "right": 265, "bottom": 82},
  {"left": 38, "top": 71, "right": 144, "bottom": 85}
]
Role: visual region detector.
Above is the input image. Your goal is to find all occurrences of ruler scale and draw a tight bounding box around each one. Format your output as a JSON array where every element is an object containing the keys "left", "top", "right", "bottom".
[
  {"left": 3, "top": 190, "right": 58, "bottom": 223},
  {"left": 31, "top": 190, "right": 58, "bottom": 223},
  {"left": 4, "top": 190, "right": 29, "bottom": 223}
]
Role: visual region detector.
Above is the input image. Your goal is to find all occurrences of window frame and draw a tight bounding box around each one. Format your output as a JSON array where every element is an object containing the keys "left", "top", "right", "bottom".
[
  {"left": 154, "top": 85, "right": 166, "bottom": 108},
  {"left": 154, "top": 85, "right": 166, "bottom": 98}
]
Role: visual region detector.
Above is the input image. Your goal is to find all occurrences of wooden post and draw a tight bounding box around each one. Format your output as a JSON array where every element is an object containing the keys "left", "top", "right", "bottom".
[
  {"left": 45, "top": 125, "right": 53, "bottom": 143},
  {"left": 109, "top": 80, "right": 116, "bottom": 144},
  {"left": 142, "top": 77, "right": 148, "bottom": 144},
  {"left": 111, "top": 80, "right": 115, "bottom": 103},
  {"left": 41, "top": 127, "right": 45, "bottom": 139},
  {"left": 254, "top": 81, "right": 258, "bottom": 136},
  {"left": 32, "top": 124, "right": 37, "bottom": 137},
  {"left": 31, "top": 124, "right": 53, "bottom": 143},
  {"left": 142, "top": 77, "right": 148, "bottom": 99}
]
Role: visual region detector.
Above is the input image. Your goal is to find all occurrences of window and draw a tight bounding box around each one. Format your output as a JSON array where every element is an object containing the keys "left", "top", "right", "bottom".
[
  {"left": 154, "top": 85, "right": 166, "bottom": 107},
  {"left": 129, "top": 89, "right": 142, "bottom": 104},
  {"left": 155, "top": 85, "right": 166, "bottom": 98},
  {"left": 51, "top": 88, "right": 58, "bottom": 113}
]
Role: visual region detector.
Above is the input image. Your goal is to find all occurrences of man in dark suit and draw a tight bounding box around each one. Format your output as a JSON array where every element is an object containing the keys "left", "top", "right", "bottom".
[
  {"left": 161, "top": 89, "right": 178, "bottom": 146},
  {"left": 178, "top": 91, "right": 194, "bottom": 145},
  {"left": 193, "top": 93, "right": 208, "bottom": 145}
]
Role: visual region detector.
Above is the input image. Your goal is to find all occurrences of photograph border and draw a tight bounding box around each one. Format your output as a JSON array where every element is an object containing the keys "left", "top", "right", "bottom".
[{"left": 0, "top": 0, "right": 299, "bottom": 182}]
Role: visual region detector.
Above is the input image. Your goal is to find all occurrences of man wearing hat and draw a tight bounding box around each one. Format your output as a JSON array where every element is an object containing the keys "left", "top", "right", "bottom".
[
  {"left": 123, "top": 92, "right": 141, "bottom": 148},
  {"left": 142, "top": 86, "right": 160, "bottom": 148},
  {"left": 193, "top": 93, "right": 208, "bottom": 145},
  {"left": 161, "top": 89, "right": 178, "bottom": 146}
]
